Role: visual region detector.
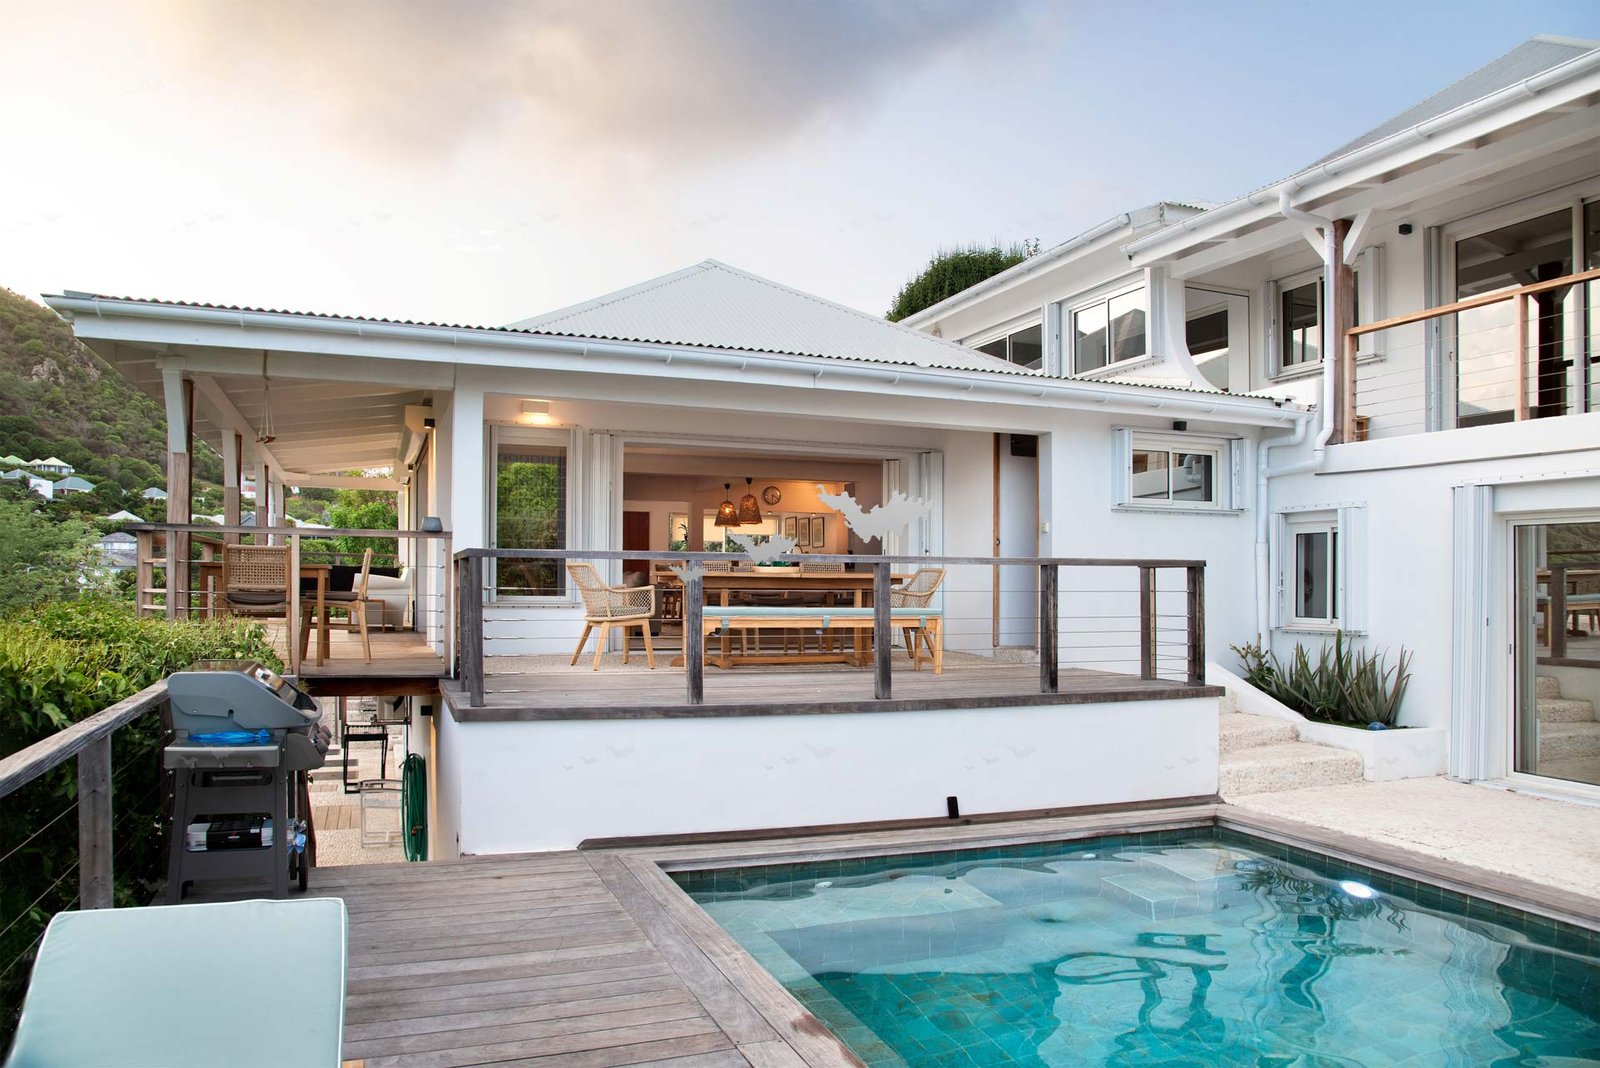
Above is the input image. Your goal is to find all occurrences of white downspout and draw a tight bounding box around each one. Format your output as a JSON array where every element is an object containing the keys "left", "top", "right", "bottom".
[
  {"left": 1254, "top": 412, "right": 1312, "bottom": 639},
  {"left": 1277, "top": 190, "right": 1341, "bottom": 462}
]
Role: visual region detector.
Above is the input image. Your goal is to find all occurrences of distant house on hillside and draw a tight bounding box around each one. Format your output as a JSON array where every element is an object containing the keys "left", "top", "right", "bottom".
[
  {"left": 26, "top": 476, "right": 53, "bottom": 499},
  {"left": 53, "top": 476, "right": 96, "bottom": 495},
  {"left": 31, "top": 457, "right": 74, "bottom": 476},
  {"left": 96, "top": 531, "right": 137, "bottom": 570},
  {"left": 0, "top": 454, "right": 25, "bottom": 467},
  {"left": 104, "top": 509, "right": 144, "bottom": 524},
  {"left": 141, "top": 486, "right": 167, "bottom": 501},
  {"left": 0, "top": 468, "right": 27, "bottom": 482}
]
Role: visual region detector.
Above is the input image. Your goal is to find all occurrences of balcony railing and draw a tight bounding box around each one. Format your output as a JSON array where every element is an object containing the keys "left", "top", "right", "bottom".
[
  {"left": 451, "top": 549, "right": 1213, "bottom": 713},
  {"left": 1340, "top": 266, "right": 1600, "bottom": 440},
  {"left": 128, "top": 524, "right": 452, "bottom": 674}
]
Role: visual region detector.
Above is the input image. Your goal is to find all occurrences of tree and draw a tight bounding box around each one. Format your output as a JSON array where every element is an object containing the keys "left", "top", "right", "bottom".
[
  {"left": 885, "top": 241, "right": 1039, "bottom": 323},
  {"left": 0, "top": 496, "right": 108, "bottom": 615},
  {"left": 326, "top": 488, "right": 399, "bottom": 568}
]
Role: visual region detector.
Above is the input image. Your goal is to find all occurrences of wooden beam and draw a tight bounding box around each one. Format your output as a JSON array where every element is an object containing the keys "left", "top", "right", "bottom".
[
  {"left": 223, "top": 431, "right": 242, "bottom": 546},
  {"left": 163, "top": 372, "right": 194, "bottom": 618},
  {"left": 1038, "top": 564, "right": 1058, "bottom": 694},
  {"left": 1330, "top": 218, "right": 1356, "bottom": 444},
  {"left": 1139, "top": 567, "right": 1158, "bottom": 681},
  {"left": 1186, "top": 566, "right": 1206, "bottom": 686},
  {"left": 872, "top": 563, "right": 892, "bottom": 700},
  {"left": 1514, "top": 292, "right": 1529, "bottom": 421}
]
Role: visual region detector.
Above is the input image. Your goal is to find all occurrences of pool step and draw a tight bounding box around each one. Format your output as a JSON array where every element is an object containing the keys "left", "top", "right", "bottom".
[{"left": 1220, "top": 737, "right": 1365, "bottom": 799}]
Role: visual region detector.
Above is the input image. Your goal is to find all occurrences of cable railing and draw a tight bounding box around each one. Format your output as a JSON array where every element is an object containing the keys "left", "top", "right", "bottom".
[
  {"left": 451, "top": 549, "right": 1210, "bottom": 711},
  {"left": 127, "top": 525, "right": 453, "bottom": 674},
  {"left": 1340, "top": 266, "right": 1600, "bottom": 441}
]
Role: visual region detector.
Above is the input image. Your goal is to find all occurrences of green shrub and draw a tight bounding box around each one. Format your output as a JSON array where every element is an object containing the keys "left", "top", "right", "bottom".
[
  {"left": 0, "top": 599, "right": 280, "bottom": 1036},
  {"left": 1232, "top": 632, "right": 1411, "bottom": 728}
]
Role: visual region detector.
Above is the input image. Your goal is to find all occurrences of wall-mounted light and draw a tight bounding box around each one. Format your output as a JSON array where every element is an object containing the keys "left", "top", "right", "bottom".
[{"left": 518, "top": 399, "right": 554, "bottom": 426}]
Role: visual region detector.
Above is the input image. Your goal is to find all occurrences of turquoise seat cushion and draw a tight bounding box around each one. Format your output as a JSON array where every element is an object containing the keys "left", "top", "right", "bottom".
[{"left": 6, "top": 897, "right": 347, "bottom": 1067}]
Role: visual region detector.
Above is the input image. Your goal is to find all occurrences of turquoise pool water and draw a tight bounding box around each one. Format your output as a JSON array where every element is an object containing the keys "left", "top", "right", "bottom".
[{"left": 674, "top": 829, "right": 1600, "bottom": 1066}]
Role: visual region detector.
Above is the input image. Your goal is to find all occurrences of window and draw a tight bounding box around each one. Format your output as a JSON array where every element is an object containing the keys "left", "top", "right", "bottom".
[
  {"left": 974, "top": 322, "right": 1043, "bottom": 369},
  {"left": 1113, "top": 429, "right": 1236, "bottom": 511},
  {"left": 491, "top": 430, "right": 570, "bottom": 597},
  {"left": 1275, "top": 506, "right": 1366, "bottom": 631},
  {"left": 1070, "top": 288, "right": 1146, "bottom": 374},
  {"left": 1267, "top": 257, "right": 1377, "bottom": 377},
  {"left": 1291, "top": 520, "right": 1338, "bottom": 625}
]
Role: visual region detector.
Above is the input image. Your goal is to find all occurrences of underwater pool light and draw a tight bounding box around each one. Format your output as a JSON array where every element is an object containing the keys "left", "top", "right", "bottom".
[{"left": 1339, "top": 880, "right": 1377, "bottom": 899}]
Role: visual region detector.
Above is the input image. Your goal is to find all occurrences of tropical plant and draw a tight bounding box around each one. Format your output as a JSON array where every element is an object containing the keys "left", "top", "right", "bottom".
[
  {"left": 1231, "top": 633, "right": 1411, "bottom": 727},
  {"left": 885, "top": 241, "right": 1039, "bottom": 322}
]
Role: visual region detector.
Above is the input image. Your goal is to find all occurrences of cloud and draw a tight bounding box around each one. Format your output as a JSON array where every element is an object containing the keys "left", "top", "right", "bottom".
[{"left": 155, "top": 0, "right": 1024, "bottom": 163}]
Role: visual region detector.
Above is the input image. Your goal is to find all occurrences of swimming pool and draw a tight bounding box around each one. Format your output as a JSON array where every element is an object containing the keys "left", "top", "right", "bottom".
[{"left": 673, "top": 828, "right": 1600, "bottom": 1066}]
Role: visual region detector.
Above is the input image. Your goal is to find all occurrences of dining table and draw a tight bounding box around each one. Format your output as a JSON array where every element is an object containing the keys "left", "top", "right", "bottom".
[
  {"left": 199, "top": 560, "right": 334, "bottom": 667},
  {"left": 668, "top": 569, "right": 902, "bottom": 668}
]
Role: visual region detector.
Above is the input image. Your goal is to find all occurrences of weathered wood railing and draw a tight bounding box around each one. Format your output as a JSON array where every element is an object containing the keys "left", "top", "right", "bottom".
[
  {"left": 1341, "top": 265, "right": 1600, "bottom": 439},
  {"left": 452, "top": 549, "right": 1208, "bottom": 710},
  {"left": 0, "top": 683, "right": 168, "bottom": 914},
  {"left": 128, "top": 524, "right": 454, "bottom": 673}
]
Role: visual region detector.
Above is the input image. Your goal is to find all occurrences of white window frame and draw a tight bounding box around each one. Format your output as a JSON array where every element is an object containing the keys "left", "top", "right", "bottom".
[
  {"left": 488, "top": 424, "right": 578, "bottom": 603},
  {"left": 1111, "top": 429, "right": 1240, "bottom": 513},
  {"left": 1061, "top": 280, "right": 1148, "bottom": 377},
  {"left": 968, "top": 315, "right": 1045, "bottom": 370},
  {"left": 1272, "top": 504, "right": 1367, "bottom": 632},
  {"left": 1265, "top": 249, "right": 1385, "bottom": 380}
]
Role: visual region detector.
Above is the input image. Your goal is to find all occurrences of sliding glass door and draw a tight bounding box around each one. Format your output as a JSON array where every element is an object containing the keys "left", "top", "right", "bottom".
[{"left": 1512, "top": 519, "right": 1600, "bottom": 786}]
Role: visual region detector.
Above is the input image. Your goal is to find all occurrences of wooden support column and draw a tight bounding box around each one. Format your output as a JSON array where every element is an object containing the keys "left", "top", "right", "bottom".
[
  {"left": 1514, "top": 292, "right": 1529, "bottom": 421},
  {"left": 1138, "top": 567, "right": 1158, "bottom": 680},
  {"left": 1330, "top": 218, "right": 1357, "bottom": 443},
  {"left": 684, "top": 572, "right": 704, "bottom": 705},
  {"left": 1038, "top": 564, "right": 1058, "bottom": 694},
  {"left": 1186, "top": 565, "right": 1206, "bottom": 686},
  {"left": 135, "top": 530, "right": 155, "bottom": 617},
  {"left": 222, "top": 431, "right": 242, "bottom": 543},
  {"left": 255, "top": 463, "right": 270, "bottom": 541},
  {"left": 162, "top": 370, "right": 194, "bottom": 618},
  {"left": 461, "top": 555, "right": 485, "bottom": 707},
  {"left": 872, "top": 563, "right": 893, "bottom": 700},
  {"left": 77, "top": 735, "right": 113, "bottom": 910}
]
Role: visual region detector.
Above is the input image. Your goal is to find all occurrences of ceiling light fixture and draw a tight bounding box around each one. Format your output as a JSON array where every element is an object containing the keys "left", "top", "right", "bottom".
[
  {"left": 519, "top": 399, "right": 553, "bottom": 426},
  {"left": 714, "top": 483, "right": 739, "bottom": 527},
  {"left": 736, "top": 477, "right": 763, "bottom": 525}
]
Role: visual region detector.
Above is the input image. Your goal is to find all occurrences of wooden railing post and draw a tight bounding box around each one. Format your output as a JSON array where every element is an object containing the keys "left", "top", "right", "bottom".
[
  {"left": 1139, "top": 566, "right": 1158, "bottom": 681},
  {"left": 1341, "top": 330, "right": 1359, "bottom": 442},
  {"left": 1514, "top": 291, "right": 1529, "bottom": 421},
  {"left": 77, "top": 734, "right": 113, "bottom": 910},
  {"left": 1550, "top": 564, "right": 1568, "bottom": 661},
  {"left": 684, "top": 571, "right": 704, "bottom": 705},
  {"left": 135, "top": 530, "right": 155, "bottom": 617},
  {"left": 1038, "top": 564, "right": 1058, "bottom": 694},
  {"left": 462, "top": 555, "right": 485, "bottom": 707},
  {"left": 1186, "top": 565, "right": 1206, "bottom": 686},
  {"left": 287, "top": 534, "right": 302, "bottom": 674},
  {"left": 872, "top": 562, "right": 892, "bottom": 700}
]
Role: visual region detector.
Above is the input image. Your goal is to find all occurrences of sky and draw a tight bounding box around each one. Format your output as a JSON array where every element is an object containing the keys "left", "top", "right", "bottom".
[{"left": 2, "top": 1, "right": 1597, "bottom": 326}]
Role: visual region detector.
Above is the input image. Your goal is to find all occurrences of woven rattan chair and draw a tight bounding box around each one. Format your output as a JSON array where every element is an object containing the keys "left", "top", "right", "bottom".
[
  {"left": 301, "top": 548, "right": 372, "bottom": 664},
  {"left": 568, "top": 563, "right": 656, "bottom": 670},
  {"left": 892, "top": 567, "right": 945, "bottom": 672},
  {"left": 221, "top": 545, "right": 290, "bottom": 618}
]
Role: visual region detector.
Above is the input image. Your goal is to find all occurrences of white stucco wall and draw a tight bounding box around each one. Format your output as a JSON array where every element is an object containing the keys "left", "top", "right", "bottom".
[{"left": 439, "top": 696, "right": 1219, "bottom": 855}]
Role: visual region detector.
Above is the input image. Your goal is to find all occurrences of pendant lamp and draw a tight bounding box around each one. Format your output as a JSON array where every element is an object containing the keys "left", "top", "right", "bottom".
[
  {"left": 714, "top": 483, "right": 739, "bottom": 527},
  {"left": 736, "top": 477, "right": 763, "bottom": 525}
]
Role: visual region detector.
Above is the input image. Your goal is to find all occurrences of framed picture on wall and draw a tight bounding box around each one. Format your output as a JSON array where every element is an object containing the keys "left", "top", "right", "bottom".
[
  {"left": 782, "top": 515, "right": 797, "bottom": 540},
  {"left": 810, "top": 516, "right": 826, "bottom": 548}
]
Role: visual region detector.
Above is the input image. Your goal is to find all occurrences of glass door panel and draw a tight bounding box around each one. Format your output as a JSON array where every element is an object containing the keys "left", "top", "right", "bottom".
[{"left": 1513, "top": 519, "right": 1600, "bottom": 786}]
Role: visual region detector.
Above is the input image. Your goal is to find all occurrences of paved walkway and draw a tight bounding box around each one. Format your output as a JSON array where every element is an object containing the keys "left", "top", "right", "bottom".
[{"left": 1227, "top": 775, "right": 1600, "bottom": 901}]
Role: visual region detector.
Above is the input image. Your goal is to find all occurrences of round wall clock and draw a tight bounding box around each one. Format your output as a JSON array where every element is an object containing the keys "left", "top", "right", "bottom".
[{"left": 762, "top": 485, "right": 782, "bottom": 506}]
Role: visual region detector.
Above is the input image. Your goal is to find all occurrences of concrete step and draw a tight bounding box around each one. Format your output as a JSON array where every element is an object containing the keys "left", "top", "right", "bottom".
[
  {"left": 1537, "top": 697, "right": 1597, "bottom": 724},
  {"left": 1536, "top": 676, "right": 1562, "bottom": 699},
  {"left": 1219, "top": 712, "right": 1297, "bottom": 753},
  {"left": 1220, "top": 741, "right": 1364, "bottom": 798},
  {"left": 1537, "top": 722, "right": 1600, "bottom": 762}
]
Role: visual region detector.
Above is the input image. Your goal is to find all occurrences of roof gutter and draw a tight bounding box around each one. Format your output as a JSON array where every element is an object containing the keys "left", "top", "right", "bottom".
[
  {"left": 1125, "top": 46, "right": 1600, "bottom": 263},
  {"left": 48, "top": 293, "right": 1304, "bottom": 427},
  {"left": 896, "top": 213, "right": 1132, "bottom": 329}
]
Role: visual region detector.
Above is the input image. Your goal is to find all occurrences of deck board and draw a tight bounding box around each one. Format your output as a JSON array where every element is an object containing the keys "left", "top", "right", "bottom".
[{"left": 311, "top": 852, "right": 838, "bottom": 1067}]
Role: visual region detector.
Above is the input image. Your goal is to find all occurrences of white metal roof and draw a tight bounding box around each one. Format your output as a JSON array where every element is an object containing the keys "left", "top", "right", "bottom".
[{"left": 508, "top": 260, "right": 1032, "bottom": 375}]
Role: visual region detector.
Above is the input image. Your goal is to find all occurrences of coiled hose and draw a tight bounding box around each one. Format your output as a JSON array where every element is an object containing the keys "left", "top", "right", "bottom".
[{"left": 401, "top": 753, "right": 428, "bottom": 862}]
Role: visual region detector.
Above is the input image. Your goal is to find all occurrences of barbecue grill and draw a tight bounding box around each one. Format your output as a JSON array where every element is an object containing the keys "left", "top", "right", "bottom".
[{"left": 164, "top": 660, "right": 329, "bottom": 900}]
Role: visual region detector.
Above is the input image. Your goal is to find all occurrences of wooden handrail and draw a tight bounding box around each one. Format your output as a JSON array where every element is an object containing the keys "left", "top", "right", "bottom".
[
  {"left": 129, "top": 523, "right": 452, "bottom": 539},
  {"left": 0, "top": 681, "right": 168, "bottom": 911},
  {"left": 453, "top": 547, "right": 1210, "bottom": 569},
  {"left": 1346, "top": 265, "right": 1600, "bottom": 339}
]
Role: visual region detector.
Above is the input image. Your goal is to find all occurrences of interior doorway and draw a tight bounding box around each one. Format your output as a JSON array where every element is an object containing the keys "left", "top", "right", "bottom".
[{"left": 1512, "top": 518, "right": 1600, "bottom": 787}]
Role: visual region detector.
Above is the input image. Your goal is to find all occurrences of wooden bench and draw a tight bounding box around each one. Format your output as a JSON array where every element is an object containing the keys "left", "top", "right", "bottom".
[{"left": 701, "top": 605, "right": 943, "bottom": 673}]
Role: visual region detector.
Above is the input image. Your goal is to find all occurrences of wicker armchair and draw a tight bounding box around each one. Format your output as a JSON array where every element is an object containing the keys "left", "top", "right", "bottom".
[
  {"left": 892, "top": 567, "right": 945, "bottom": 671},
  {"left": 221, "top": 545, "right": 290, "bottom": 618},
  {"left": 567, "top": 562, "right": 656, "bottom": 670}
]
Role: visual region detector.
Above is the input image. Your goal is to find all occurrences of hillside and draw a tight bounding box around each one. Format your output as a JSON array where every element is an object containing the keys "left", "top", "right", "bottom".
[{"left": 0, "top": 289, "right": 220, "bottom": 519}]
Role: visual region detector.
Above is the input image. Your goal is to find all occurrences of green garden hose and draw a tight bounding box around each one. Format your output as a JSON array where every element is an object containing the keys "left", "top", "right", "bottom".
[{"left": 400, "top": 753, "right": 427, "bottom": 862}]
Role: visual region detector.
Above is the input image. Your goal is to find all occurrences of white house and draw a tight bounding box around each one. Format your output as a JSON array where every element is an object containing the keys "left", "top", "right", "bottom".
[
  {"left": 30, "top": 456, "right": 74, "bottom": 476},
  {"left": 104, "top": 509, "right": 144, "bottom": 524},
  {"left": 140, "top": 486, "right": 167, "bottom": 501},
  {"left": 43, "top": 34, "right": 1600, "bottom": 856},
  {"left": 53, "top": 475, "right": 96, "bottom": 495}
]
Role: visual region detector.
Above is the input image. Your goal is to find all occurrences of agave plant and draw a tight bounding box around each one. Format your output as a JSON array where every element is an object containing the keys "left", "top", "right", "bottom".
[
  {"left": 1340, "top": 645, "right": 1412, "bottom": 726},
  {"left": 1234, "top": 632, "right": 1411, "bottom": 727}
]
